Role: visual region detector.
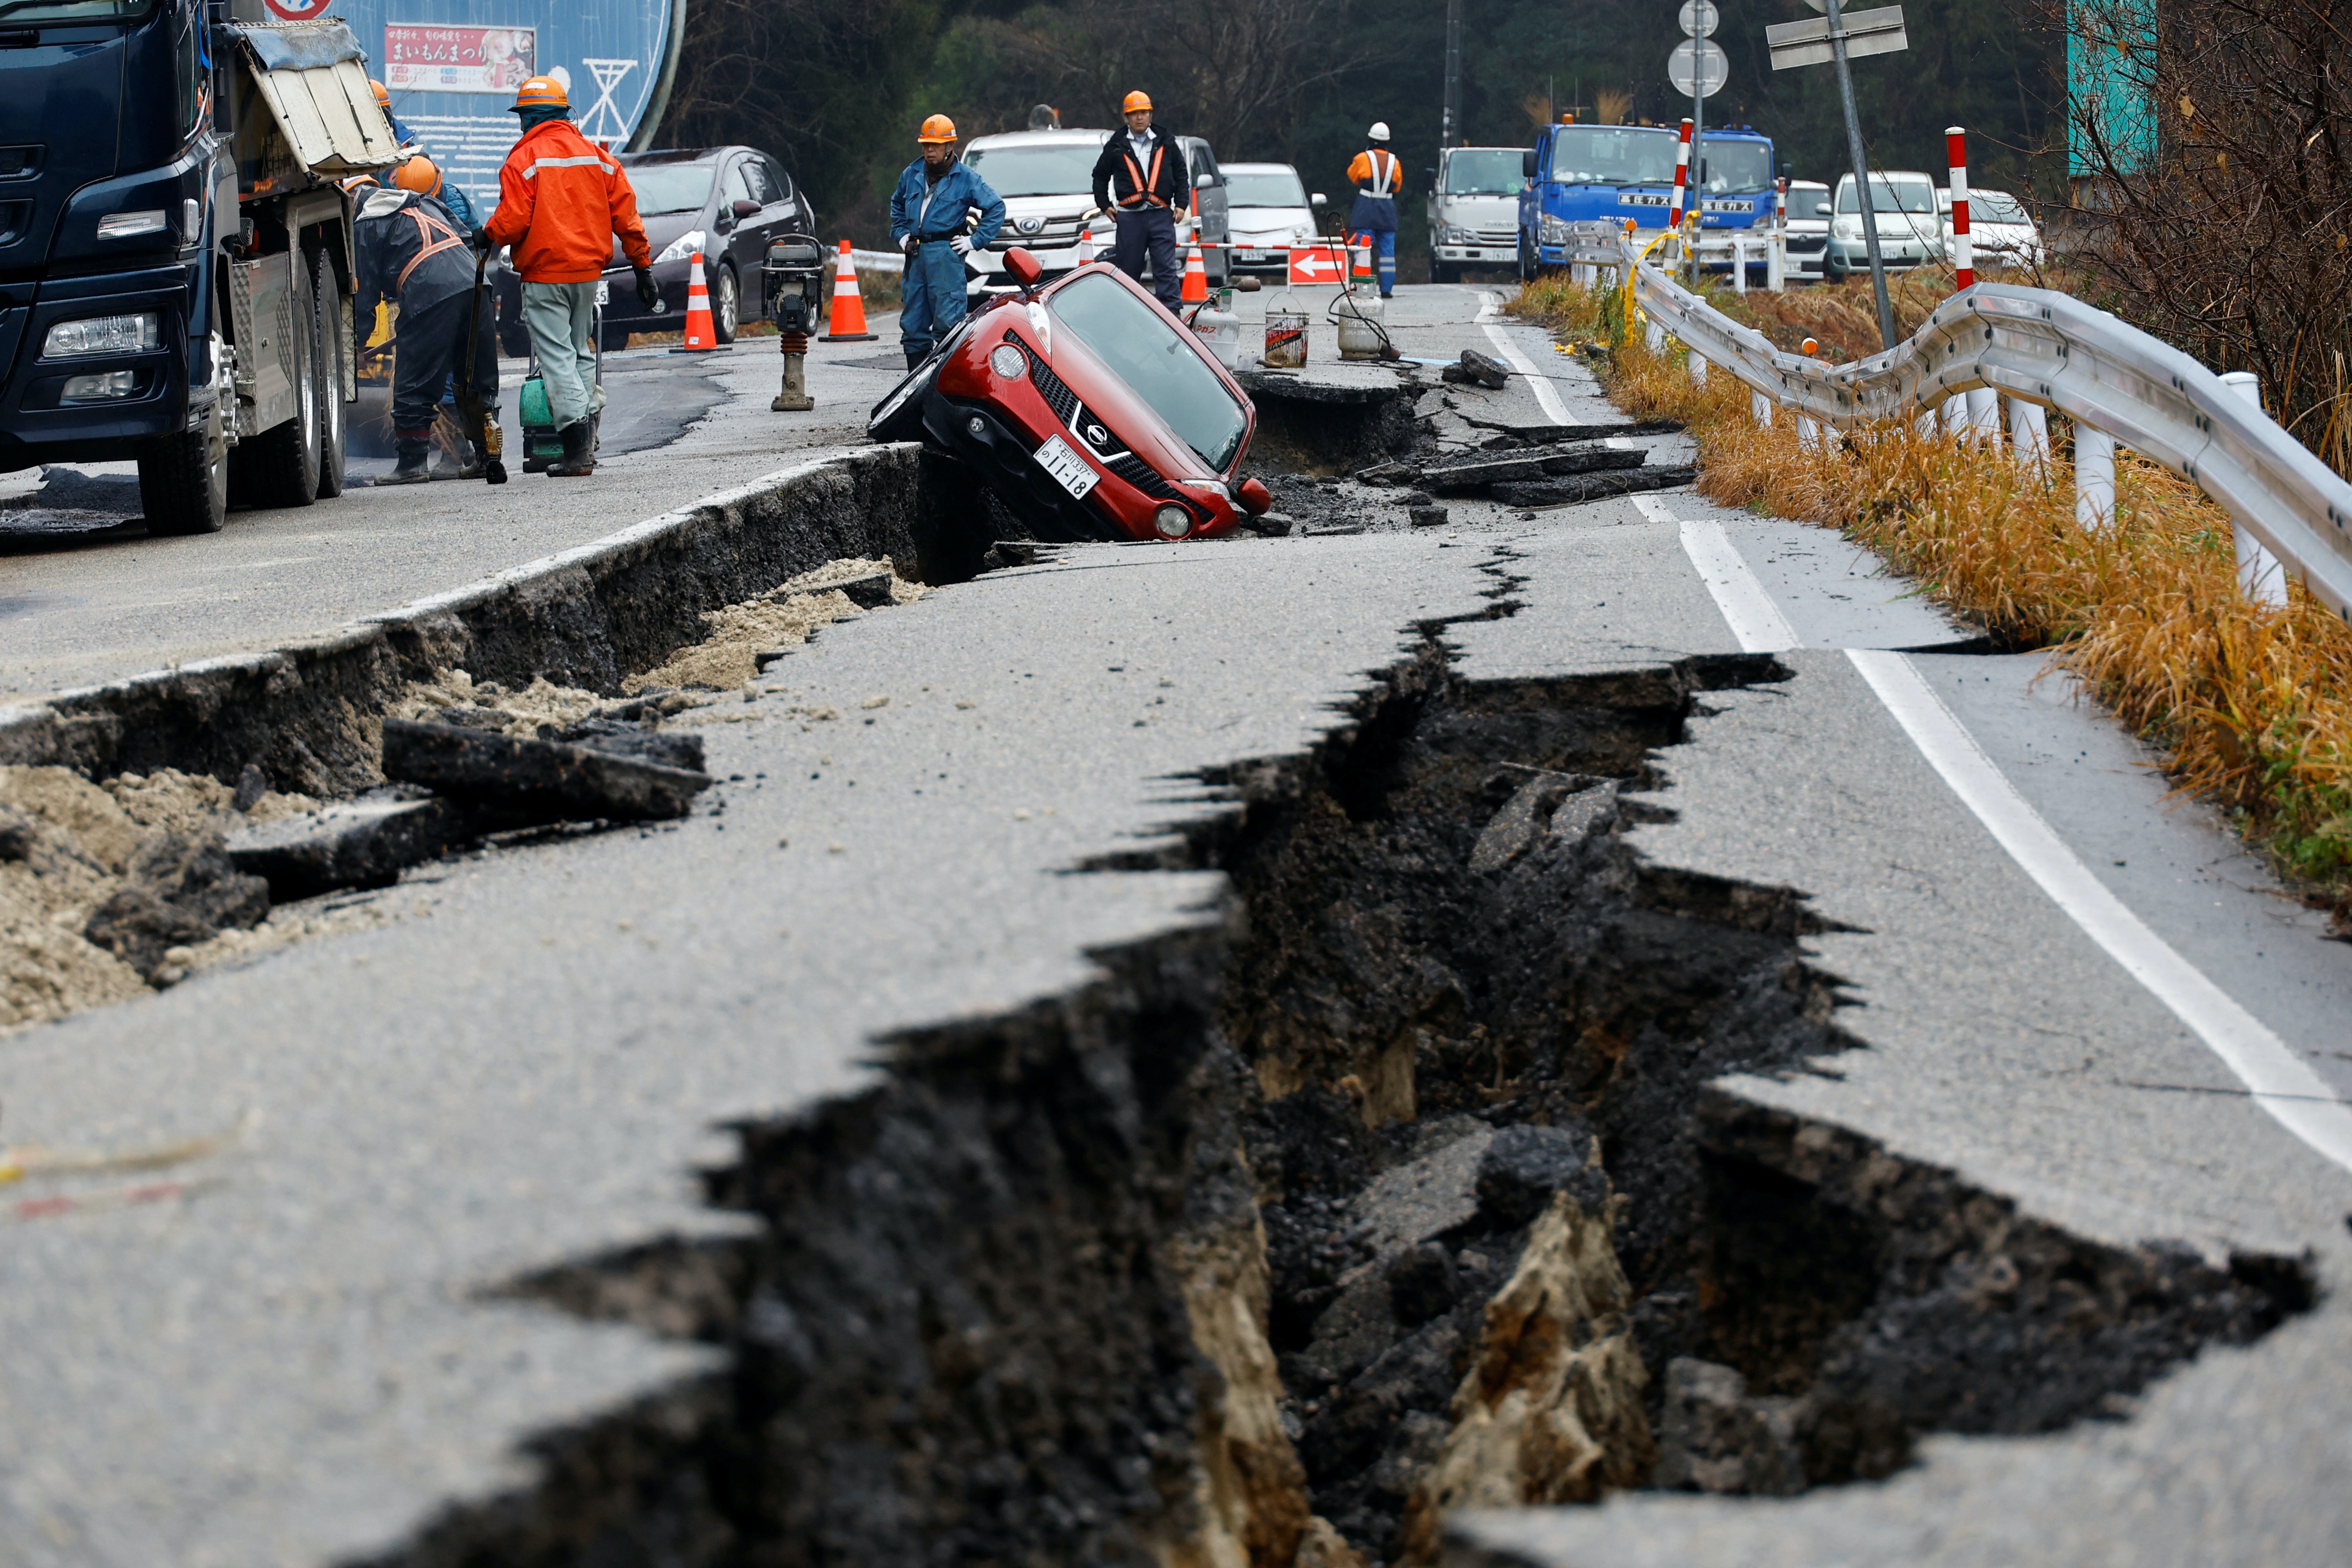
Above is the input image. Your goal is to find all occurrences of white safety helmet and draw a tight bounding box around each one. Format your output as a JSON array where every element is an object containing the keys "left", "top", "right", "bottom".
[{"left": 1367, "top": 121, "right": 1391, "bottom": 142}]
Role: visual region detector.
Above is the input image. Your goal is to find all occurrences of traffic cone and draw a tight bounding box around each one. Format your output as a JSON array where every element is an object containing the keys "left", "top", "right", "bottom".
[
  {"left": 1077, "top": 226, "right": 1095, "bottom": 266},
  {"left": 819, "top": 240, "right": 877, "bottom": 342},
  {"left": 1180, "top": 244, "right": 1208, "bottom": 303},
  {"left": 1350, "top": 233, "right": 1375, "bottom": 288},
  {"left": 671, "top": 252, "right": 727, "bottom": 353}
]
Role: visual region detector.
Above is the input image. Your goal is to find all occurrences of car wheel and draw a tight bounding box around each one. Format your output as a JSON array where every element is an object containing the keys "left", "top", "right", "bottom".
[{"left": 712, "top": 264, "right": 739, "bottom": 344}]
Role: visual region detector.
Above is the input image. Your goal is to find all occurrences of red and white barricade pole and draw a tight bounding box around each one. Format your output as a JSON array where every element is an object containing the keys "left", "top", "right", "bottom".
[
  {"left": 1667, "top": 118, "right": 1694, "bottom": 233},
  {"left": 1946, "top": 125, "right": 1974, "bottom": 290}
]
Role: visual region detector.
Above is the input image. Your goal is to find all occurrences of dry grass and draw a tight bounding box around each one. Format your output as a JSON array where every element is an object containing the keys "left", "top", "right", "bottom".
[{"left": 1512, "top": 280, "right": 2352, "bottom": 910}]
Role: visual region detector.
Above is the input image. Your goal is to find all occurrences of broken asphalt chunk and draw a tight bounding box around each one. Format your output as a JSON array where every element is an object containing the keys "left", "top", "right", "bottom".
[
  {"left": 227, "top": 793, "right": 472, "bottom": 901},
  {"left": 382, "top": 719, "right": 714, "bottom": 823},
  {"left": 1490, "top": 465, "right": 1697, "bottom": 507},
  {"left": 1422, "top": 444, "right": 1648, "bottom": 496},
  {"left": 84, "top": 828, "right": 270, "bottom": 980}
]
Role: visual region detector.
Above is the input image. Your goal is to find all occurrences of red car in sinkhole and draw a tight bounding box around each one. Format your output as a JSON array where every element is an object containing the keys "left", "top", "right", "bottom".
[{"left": 868, "top": 249, "right": 1272, "bottom": 543}]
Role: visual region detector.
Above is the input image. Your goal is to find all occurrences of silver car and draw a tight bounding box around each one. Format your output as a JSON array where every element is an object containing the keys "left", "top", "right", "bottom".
[
  {"left": 1222, "top": 162, "right": 1323, "bottom": 277},
  {"left": 1825, "top": 170, "right": 1943, "bottom": 279}
]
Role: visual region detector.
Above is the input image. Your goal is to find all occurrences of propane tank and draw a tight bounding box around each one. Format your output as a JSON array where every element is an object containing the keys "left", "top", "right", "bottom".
[
  {"left": 1333, "top": 285, "right": 1386, "bottom": 361},
  {"left": 1192, "top": 288, "right": 1241, "bottom": 371},
  {"left": 1263, "top": 288, "right": 1308, "bottom": 368}
]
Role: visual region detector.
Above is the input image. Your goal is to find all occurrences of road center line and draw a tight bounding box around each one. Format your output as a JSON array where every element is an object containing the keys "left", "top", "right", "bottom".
[
  {"left": 1473, "top": 293, "right": 1569, "bottom": 425},
  {"left": 1846, "top": 647, "right": 2352, "bottom": 1178}
]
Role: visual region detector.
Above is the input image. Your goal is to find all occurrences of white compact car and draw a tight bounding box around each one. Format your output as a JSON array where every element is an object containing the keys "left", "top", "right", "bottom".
[
  {"left": 1782, "top": 178, "right": 1829, "bottom": 282},
  {"left": 1221, "top": 162, "right": 1323, "bottom": 277},
  {"left": 1825, "top": 171, "right": 1943, "bottom": 279},
  {"left": 961, "top": 127, "right": 1232, "bottom": 288},
  {"left": 1427, "top": 146, "right": 1528, "bottom": 282},
  {"left": 1938, "top": 186, "right": 2045, "bottom": 271}
]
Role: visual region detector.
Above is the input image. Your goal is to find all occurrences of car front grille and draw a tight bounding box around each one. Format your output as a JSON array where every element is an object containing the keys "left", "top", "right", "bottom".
[
  {"left": 1473, "top": 227, "right": 1516, "bottom": 246},
  {"left": 1025, "top": 340, "right": 1080, "bottom": 425},
  {"left": 1104, "top": 452, "right": 1179, "bottom": 499}
]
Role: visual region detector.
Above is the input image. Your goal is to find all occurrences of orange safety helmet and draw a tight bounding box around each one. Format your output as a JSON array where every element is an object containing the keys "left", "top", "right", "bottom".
[
  {"left": 392, "top": 155, "right": 441, "bottom": 196},
  {"left": 917, "top": 113, "right": 958, "bottom": 144},
  {"left": 370, "top": 79, "right": 392, "bottom": 111},
  {"left": 509, "top": 75, "right": 568, "bottom": 113},
  {"left": 1121, "top": 90, "right": 1153, "bottom": 114}
]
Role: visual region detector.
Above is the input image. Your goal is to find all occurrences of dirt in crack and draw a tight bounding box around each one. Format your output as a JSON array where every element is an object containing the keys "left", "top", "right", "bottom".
[{"left": 422, "top": 643, "right": 2310, "bottom": 1568}]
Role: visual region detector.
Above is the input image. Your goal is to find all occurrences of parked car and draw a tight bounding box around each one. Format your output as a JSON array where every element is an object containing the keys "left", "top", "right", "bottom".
[
  {"left": 1938, "top": 186, "right": 2045, "bottom": 271},
  {"left": 492, "top": 146, "right": 818, "bottom": 355},
  {"left": 868, "top": 249, "right": 1268, "bottom": 544},
  {"left": 1825, "top": 171, "right": 1942, "bottom": 279},
  {"left": 1223, "top": 163, "right": 1323, "bottom": 278},
  {"left": 1427, "top": 146, "right": 1526, "bottom": 282},
  {"left": 963, "top": 128, "right": 1233, "bottom": 288},
  {"left": 1783, "top": 178, "right": 1830, "bottom": 282}
]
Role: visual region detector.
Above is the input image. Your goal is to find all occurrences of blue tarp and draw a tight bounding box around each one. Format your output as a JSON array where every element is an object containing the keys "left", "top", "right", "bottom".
[{"left": 223, "top": 20, "right": 366, "bottom": 74}]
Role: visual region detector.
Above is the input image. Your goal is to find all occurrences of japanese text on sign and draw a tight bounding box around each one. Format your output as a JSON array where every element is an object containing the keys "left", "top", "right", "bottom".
[{"left": 383, "top": 26, "right": 537, "bottom": 95}]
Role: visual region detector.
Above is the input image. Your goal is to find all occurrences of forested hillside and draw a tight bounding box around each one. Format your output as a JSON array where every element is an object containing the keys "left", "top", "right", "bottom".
[{"left": 652, "top": 0, "right": 2059, "bottom": 260}]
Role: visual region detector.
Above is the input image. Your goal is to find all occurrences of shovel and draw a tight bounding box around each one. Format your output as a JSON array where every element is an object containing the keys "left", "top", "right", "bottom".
[{"left": 454, "top": 243, "right": 507, "bottom": 484}]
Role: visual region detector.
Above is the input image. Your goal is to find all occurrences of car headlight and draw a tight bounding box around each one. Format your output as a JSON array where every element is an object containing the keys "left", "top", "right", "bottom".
[
  {"left": 44, "top": 312, "right": 158, "bottom": 359},
  {"left": 1152, "top": 504, "right": 1190, "bottom": 539},
  {"left": 654, "top": 229, "right": 706, "bottom": 265},
  {"left": 989, "top": 343, "right": 1026, "bottom": 379},
  {"left": 1832, "top": 217, "right": 1860, "bottom": 238},
  {"left": 1539, "top": 213, "right": 1573, "bottom": 244}
]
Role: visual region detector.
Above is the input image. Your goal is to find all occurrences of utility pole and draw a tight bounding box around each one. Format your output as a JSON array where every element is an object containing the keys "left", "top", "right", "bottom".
[{"left": 1442, "top": 0, "right": 1462, "bottom": 148}]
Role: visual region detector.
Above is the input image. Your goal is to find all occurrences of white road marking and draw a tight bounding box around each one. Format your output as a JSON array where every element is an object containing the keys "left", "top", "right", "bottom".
[
  {"left": 1847, "top": 647, "right": 2352, "bottom": 1178},
  {"left": 1473, "top": 292, "right": 1568, "bottom": 425},
  {"left": 1640, "top": 495, "right": 1800, "bottom": 653}
]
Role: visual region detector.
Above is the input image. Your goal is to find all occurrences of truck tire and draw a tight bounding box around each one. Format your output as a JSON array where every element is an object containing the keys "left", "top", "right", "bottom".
[
  {"left": 231, "top": 253, "right": 321, "bottom": 508},
  {"left": 1517, "top": 231, "right": 1535, "bottom": 283},
  {"left": 312, "top": 248, "right": 348, "bottom": 500},
  {"left": 138, "top": 401, "right": 229, "bottom": 536}
]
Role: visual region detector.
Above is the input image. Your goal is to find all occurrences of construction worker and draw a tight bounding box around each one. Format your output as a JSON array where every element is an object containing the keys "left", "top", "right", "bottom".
[
  {"left": 370, "top": 79, "right": 416, "bottom": 148},
  {"left": 350, "top": 164, "right": 497, "bottom": 484},
  {"left": 889, "top": 114, "right": 1006, "bottom": 370},
  {"left": 1345, "top": 123, "right": 1403, "bottom": 299},
  {"left": 370, "top": 82, "right": 481, "bottom": 231},
  {"left": 1091, "top": 91, "right": 1189, "bottom": 310},
  {"left": 479, "top": 75, "right": 656, "bottom": 478}
]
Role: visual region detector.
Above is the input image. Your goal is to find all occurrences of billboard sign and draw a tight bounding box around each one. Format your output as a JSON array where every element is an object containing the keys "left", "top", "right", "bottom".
[{"left": 327, "top": 2, "right": 683, "bottom": 215}]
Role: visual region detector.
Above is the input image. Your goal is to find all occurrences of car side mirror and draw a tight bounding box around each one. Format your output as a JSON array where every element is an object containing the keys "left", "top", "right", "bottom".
[
  {"left": 732, "top": 199, "right": 761, "bottom": 219},
  {"left": 1237, "top": 477, "right": 1273, "bottom": 515},
  {"left": 1522, "top": 150, "right": 1537, "bottom": 178},
  {"left": 1309, "top": 192, "right": 1328, "bottom": 208},
  {"left": 1195, "top": 172, "right": 1215, "bottom": 189},
  {"left": 1003, "top": 247, "right": 1044, "bottom": 292}
]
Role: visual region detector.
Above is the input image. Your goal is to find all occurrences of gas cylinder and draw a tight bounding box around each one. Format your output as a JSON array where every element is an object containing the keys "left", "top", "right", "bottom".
[
  {"left": 1191, "top": 289, "right": 1242, "bottom": 371},
  {"left": 1333, "top": 289, "right": 1386, "bottom": 361}
]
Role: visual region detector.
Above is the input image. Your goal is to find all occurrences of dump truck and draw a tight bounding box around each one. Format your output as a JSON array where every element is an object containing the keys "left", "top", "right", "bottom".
[{"left": 0, "top": 0, "right": 400, "bottom": 534}]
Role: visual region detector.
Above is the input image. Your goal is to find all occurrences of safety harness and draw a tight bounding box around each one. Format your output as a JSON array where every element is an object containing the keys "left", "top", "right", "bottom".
[
  {"left": 1356, "top": 149, "right": 1397, "bottom": 198},
  {"left": 1119, "top": 139, "right": 1169, "bottom": 209},
  {"left": 397, "top": 203, "right": 469, "bottom": 293}
]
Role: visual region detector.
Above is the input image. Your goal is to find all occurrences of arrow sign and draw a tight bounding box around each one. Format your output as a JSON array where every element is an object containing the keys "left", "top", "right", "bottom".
[
  {"left": 1768, "top": 5, "right": 1908, "bottom": 70},
  {"left": 1288, "top": 244, "right": 1345, "bottom": 285}
]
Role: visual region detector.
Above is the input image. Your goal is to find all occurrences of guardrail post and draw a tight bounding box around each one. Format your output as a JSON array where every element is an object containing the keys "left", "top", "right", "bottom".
[
  {"left": 1768, "top": 228, "right": 1785, "bottom": 292},
  {"left": 2219, "top": 371, "right": 2290, "bottom": 605},
  {"left": 2074, "top": 425, "right": 2115, "bottom": 530},
  {"left": 1690, "top": 347, "right": 1708, "bottom": 387},
  {"left": 2008, "top": 398, "right": 2050, "bottom": 472},
  {"left": 1751, "top": 390, "right": 1773, "bottom": 426},
  {"left": 1646, "top": 318, "right": 1665, "bottom": 354},
  {"left": 1941, "top": 394, "right": 1965, "bottom": 437},
  {"left": 1730, "top": 235, "right": 1747, "bottom": 296},
  {"left": 1965, "top": 387, "right": 2002, "bottom": 446},
  {"left": 1798, "top": 415, "right": 1822, "bottom": 451}
]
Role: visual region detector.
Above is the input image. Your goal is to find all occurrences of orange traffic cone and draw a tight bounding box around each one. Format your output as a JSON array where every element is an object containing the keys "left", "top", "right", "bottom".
[
  {"left": 671, "top": 251, "right": 727, "bottom": 353},
  {"left": 819, "top": 240, "right": 877, "bottom": 342},
  {"left": 1349, "top": 233, "right": 1375, "bottom": 288},
  {"left": 1180, "top": 244, "right": 1208, "bottom": 303},
  {"left": 1077, "top": 225, "right": 1096, "bottom": 266}
]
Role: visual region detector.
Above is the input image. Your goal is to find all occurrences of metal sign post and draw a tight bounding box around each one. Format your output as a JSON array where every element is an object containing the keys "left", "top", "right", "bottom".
[
  {"left": 1767, "top": 0, "right": 1907, "bottom": 348},
  {"left": 1668, "top": 13, "right": 1728, "bottom": 290}
]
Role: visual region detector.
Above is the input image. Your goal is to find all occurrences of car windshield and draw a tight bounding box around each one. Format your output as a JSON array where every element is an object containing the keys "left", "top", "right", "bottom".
[
  {"left": 1837, "top": 177, "right": 1935, "bottom": 214},
  {"left": 1226, "top": 168, "right": 1307, "bottom": 207},
  {"left": 1787, "top": 187, "right": 1832, "bottom": 221},
  {"left": 1048, "top": 271, "right": 1248, "bottom": 470},
  {"left": 1445, "top": 150, "right": 1524, "bottom": 194},
  {"left": 625, "top": 164, "right": 717, "bottom": 215},
  {"left": 962, "top": 143, "right": 1101, "bottom": 198},
  {"left": 1695, "top": 139, "right": 1773, "bottom": 194},
  {"left": 1971, "top": 189, "right": 2030, "bottom": 224},
  {"left": 1548, "top": 125, "right": 1679, "bottom": 187}
]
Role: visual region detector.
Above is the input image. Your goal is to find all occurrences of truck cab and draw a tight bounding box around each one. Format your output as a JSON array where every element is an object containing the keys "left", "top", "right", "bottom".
[{"left": 1515, "top": 120, "right": 1776, "bottom": 275}]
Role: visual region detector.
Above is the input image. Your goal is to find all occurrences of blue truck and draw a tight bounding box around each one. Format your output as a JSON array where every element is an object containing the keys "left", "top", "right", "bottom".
[
  {"left": 0, "top": 1, "right": 403, "bottom": 535},
  {"left": 1515, "top": 120, "right": 1779, "bottom": 278}
]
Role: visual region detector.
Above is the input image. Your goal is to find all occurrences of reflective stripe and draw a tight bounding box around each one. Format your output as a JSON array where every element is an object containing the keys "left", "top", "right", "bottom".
[
  {"left": 1358, "top": 149, "right": 1396, "bottom": 198},
  {"left": 395, "top": 206, "right": 468, "bottom": 292},
  {"left": 523, "top": 154, "right": 617, "bottom": 180},
  {"left": 1120, "top": 143, "right": 1169, "bottom": 209}
]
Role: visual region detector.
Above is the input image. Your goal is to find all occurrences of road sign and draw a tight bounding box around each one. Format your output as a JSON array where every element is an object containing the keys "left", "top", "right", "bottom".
[
  {"left": 1678, "top": 0, "right": 1720, "bottom": 36},
  {"left": 1288, "top": 244, "right": 1346, "bottom": 285},
  {"left": 1768, "top": 6, "right": 1909, "bottom": 70},
  {"left": 1667, "top": 38, "right": 1729, "bottom": 98}
]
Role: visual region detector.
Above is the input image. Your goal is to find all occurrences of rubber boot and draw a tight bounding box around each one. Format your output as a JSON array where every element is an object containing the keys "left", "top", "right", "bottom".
[
  {"left": 546, "top": 420, "right": 596, "bottom": 477},
  {"left": 379, "top": 435, "right": 432, "bottom": 485},
  {"left": 905, "top": 348, "right": 926, "bottom": 372}
]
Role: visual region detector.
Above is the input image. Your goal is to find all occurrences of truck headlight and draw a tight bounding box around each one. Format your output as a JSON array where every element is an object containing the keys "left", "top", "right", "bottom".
[
  {"left": 654, "top": 229, "right": 706, "bottom": 265},
  {"left": 1539, "top": 213, "right": 1573, "bottom": 244},
  {"left": 96, "top": 210, "right": 167, "bottom": 240},
  {"left": 44, "top": 312, "right": 159, "bottom": 359}
]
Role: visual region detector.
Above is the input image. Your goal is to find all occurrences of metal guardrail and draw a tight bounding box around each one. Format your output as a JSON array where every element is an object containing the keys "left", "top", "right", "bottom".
[{"left": 1615, "top": 241, "right": 2352, "bottom": 619}]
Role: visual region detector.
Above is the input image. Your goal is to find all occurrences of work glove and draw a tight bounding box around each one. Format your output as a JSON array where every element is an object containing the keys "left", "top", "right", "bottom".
[
  {"left": 633, "top": 266, "right": 659, "bottom": 312},
  {"left": 901, "top": 233, "right": 919, "bottom": 254},
  {"left": 949, "top": 233, "right": 974, "bottom": 255},
  {"left": 471, "top": 227, "right": 495, "bottom": 255}
]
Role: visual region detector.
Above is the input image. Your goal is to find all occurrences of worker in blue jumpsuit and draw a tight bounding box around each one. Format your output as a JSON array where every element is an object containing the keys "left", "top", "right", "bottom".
[
  {"left": 1346, "top": 122, "right": 1403, "bottom": 299},
  {"left": 889, "top": 114, "right": 1006, "bottom": 370}
]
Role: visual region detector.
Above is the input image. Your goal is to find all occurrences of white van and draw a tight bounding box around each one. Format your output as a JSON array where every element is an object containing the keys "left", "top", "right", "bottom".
[
  {"left": 1825, "top": 171, "right": 1943, "bottom": 279},
  {"left": 1427, "top": 146, "right": 1528, "bottom": 282},
  {"left": 961, "top": 128, "right": 1232, "bottom": 288}
]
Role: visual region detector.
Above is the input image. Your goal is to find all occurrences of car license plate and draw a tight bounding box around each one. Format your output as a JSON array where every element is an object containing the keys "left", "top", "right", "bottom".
[
  {"left": 1238, "top": 248, "right": 1267, "bottom": 261},
  {"left": 1033, "top": 434, "right": 1099, "bottom": 500}
]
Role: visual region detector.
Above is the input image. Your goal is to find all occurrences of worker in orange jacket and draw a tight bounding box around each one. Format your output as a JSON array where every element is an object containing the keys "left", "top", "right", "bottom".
[{"left": 479, "top": 75, "right": 655, "bottom": 476}]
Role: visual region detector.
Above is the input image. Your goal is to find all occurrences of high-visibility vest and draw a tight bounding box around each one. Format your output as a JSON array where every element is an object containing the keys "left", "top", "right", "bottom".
[
  {"left": 1356, "top": 149, "right": 1397, "bottom": 198},
  {"left": 1120, "top": 141, "right": 1169, "bottom": 209},
  {"left": 396, "top": 203, "right": 469, "bottom": 293}
]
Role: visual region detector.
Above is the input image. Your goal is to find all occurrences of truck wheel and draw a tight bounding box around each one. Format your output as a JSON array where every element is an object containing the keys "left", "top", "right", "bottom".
[
  {"left": 711, "top": 263, "right": 738, "bottom": 344},
  {"left": 312, "top": 248, "right": 348, "bottom": 500},
  {"left": 138, "top": 401, "right": 229, "bottom": 536},
  {"left": 232, "top": 254, "right": 321, "bottom": 508},
  {"left": 1517, "top": 233, "right": 1534, "bottom": 282}
]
